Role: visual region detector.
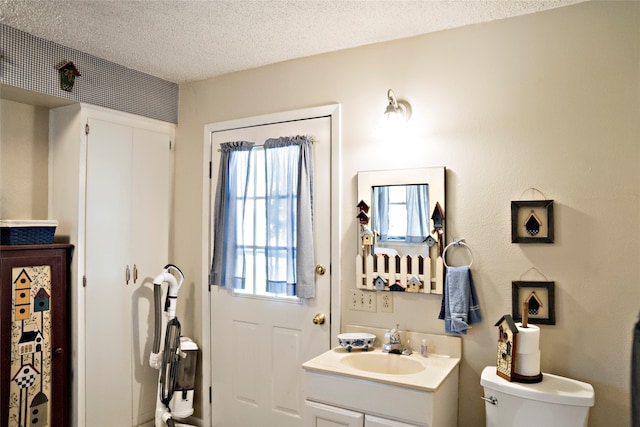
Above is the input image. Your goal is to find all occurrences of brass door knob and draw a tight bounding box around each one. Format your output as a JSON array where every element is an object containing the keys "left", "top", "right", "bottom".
[
  {"left": 313, "top": 313, "right": 326, "bottom": 325},
  {"left": 315, "top": 264, "right": 327, "bottom": 275}
]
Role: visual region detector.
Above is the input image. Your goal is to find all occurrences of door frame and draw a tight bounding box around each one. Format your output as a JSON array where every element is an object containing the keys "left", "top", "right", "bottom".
[{"left": 200, "top": 104, "right": 342, "bottom": 427}]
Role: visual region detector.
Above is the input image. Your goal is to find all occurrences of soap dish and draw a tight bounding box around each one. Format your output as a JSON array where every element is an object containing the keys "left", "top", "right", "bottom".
[{"left": 337, "top": 333, "right": 376, "bottom": 352}]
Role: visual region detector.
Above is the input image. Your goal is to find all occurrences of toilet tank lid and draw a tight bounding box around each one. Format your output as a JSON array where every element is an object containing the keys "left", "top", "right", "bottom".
[{"left": 481, "top": 367, "right": 595, "bottom": 407}]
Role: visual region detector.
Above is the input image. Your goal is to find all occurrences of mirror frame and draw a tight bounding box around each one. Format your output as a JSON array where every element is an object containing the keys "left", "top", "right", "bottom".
[{"left": 356, "top": 166, "right": 446, "bottom": 294}]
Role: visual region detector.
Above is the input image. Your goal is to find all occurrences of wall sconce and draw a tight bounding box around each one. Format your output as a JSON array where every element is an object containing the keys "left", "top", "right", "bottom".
[{"left": 373, "top": 89, "right": 412, "bottom": 138}]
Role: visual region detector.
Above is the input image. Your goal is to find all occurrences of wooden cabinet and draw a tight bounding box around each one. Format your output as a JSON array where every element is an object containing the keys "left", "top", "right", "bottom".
[
  {"left": 1, "top": 244, "right": 73, "bottom": 427},
  {"left": 49, "top": 104, "right": 174, "bottom": 426}
]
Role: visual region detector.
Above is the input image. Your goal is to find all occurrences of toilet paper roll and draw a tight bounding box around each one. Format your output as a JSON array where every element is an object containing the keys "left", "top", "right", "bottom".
[
  {"left": 516, "top": 323, "right": 540, "bottom": 354},
  {"left": 514, "top": 350, "right": 541, "bottom": 377}
]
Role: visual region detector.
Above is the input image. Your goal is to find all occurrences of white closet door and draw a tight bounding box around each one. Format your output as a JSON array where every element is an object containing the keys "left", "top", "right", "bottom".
[
  {"left": 130, "top": 127, "right": 171, "bottom": 425},
  {"left": 85, "top": 117, "right": 134, "bottom": 426}
]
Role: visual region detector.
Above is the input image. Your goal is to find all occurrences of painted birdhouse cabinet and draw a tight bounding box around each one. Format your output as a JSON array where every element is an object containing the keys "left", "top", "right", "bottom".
[{"left": 495, "top": 314, "right": 519, "bottom": 381}]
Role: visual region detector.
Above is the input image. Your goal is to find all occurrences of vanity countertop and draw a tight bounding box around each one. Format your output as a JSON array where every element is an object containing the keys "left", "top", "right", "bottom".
[{"left": 302, "top": 346, "right": 460, "bottom": 391}]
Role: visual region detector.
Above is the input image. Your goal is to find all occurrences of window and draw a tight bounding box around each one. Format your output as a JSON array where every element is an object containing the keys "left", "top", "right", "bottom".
[{"left": 210, "top": 136, "right": 315, "bottom": 299}]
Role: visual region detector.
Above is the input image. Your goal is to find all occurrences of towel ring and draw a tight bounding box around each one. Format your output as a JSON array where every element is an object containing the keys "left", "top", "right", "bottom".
[{"left": 442, "top": 239, "right": 474, "bottom": 268}]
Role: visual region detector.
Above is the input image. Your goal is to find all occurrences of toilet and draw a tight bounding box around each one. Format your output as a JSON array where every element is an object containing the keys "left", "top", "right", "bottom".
[{"left": 481, "top": 366, "right": 595, "bottom": 427}]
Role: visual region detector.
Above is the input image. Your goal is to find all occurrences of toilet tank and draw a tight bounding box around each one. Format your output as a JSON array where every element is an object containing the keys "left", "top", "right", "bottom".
[{"left": 481, "top": 366, "right": 594, "bottom": 427}]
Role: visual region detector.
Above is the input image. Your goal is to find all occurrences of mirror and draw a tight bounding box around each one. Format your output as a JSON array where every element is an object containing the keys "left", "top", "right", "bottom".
[{"left": 356, "top": 167, "right": 446, "bottom": 294}]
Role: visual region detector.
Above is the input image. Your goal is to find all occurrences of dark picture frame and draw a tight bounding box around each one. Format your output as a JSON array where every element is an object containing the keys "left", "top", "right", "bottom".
[
  {"left": 511, "top": 281, "right": 555, "bottom": 325},
  {"left": 511, "top": 200, "right": 554, "bottom": 243}
]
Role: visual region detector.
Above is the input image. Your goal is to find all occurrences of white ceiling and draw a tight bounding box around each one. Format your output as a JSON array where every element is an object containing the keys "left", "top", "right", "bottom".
[{"left": 0, "top": 0, "right": 584, "bottom": 84}]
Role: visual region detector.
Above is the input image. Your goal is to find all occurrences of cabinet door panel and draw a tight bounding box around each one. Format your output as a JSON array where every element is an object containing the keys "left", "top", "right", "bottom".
[
  {"left": 85, "top": 118, "right": 134, "bottom": 426},
  {"left": 365, "top": 414, "right": 420, "bottom": 427},
  {"left": 305, "top": 401, "right": 364, "bottom": 427},
  {"left": 130, "top": 127, "right": 171, "bottom": 424}
]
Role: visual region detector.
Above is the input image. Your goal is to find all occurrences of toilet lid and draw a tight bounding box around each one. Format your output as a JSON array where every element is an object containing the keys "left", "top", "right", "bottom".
[{"left": 481, "top": 366, "right": 595, "bottom": 407}]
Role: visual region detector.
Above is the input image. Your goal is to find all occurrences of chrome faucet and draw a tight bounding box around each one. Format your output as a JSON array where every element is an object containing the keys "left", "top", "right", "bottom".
[{"left": 382, "top": 324, "right": 404, "bottom": 354}]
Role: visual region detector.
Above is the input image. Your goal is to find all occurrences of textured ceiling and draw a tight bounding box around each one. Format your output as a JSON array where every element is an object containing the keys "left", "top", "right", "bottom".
[{"left": 0, "top": 0, "right": 584, "bottom": 83}]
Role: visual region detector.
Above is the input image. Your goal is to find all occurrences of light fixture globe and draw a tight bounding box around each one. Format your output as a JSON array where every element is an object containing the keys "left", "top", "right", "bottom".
[{"left": 374, "top": 89, "right": 412, "bottom": 138}]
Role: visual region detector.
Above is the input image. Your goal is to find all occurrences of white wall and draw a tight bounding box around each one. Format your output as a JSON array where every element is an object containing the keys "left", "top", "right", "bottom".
[
  {"left": 175, "top": 2, "right": 639, "bottom": 426},
  {"left": 0, "top": 99, "right": 49, "bottom": 219}
]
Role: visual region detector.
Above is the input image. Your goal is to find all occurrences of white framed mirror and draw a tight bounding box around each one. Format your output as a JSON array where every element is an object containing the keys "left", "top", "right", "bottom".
[{"left": 356, "top": 167, "right": 446, "bottom": 294}]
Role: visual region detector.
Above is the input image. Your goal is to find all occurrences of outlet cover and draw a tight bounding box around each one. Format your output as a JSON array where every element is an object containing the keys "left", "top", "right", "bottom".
[
  {"left": 381, "top": 292, "right": 393, "bottom": 313},
  {"left": 364, "top": 291, "right": 376, "bottom": 312}
]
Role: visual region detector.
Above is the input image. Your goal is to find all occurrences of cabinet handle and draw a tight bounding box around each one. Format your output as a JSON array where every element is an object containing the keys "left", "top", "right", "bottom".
[
  {"left": 126, "top": 265, "right": 131, "bottom": 285},
  {"left": 133, "top": 264, "right": 138, "bottom": 284},
  {"left": 53, "top": 347, "right": 64, "bottom": 357}
]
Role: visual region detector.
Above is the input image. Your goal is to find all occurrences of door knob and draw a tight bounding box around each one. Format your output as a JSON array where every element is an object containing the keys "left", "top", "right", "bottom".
[
  {"left": 315, "top": 264, "right": 327, "bottom": 275},
  {"left": 313, "top": 313, "right": 326, "bottom": 325}
]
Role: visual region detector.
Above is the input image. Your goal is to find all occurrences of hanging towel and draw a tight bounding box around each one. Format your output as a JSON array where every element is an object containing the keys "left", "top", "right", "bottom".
[
  {"left": 632, "top": 319, "right": 640, "bottom": 427},
  {"left": 438, "top": 265, "right": 482, "bottom": 335}
]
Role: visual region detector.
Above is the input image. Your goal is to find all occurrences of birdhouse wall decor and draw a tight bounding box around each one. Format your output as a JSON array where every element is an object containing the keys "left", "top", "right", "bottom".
[
  {"left": 57, "top": 61, "right": 81, "bottom": 92},
  {"left": 511, "top": 280, "right": 556, "bottom": 325},
  {"left": 511, "top": 199, "right": 554, "bottom": 243}
]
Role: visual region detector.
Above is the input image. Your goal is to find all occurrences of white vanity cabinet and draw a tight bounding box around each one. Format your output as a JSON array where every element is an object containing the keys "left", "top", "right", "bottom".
[
  {"left": 302, "top": 327, "right": 461, "bottom": 427},
  {"left": 49, "top": 104, "right": 174, "bottom": 426}
]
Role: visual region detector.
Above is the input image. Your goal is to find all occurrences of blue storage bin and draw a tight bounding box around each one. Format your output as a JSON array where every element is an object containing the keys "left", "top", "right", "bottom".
[{"left": 0, "top": 220, "right": 58, "bottom": 245}]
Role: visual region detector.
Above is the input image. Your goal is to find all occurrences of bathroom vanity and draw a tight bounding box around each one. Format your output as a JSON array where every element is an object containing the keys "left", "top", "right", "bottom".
[{"left": 302, "top": 327, "right": 461, "bottom": 427}]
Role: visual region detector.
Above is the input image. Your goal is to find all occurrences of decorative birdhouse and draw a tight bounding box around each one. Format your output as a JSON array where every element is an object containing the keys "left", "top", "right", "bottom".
[
  {"left": 524, "top": 211, "right": 542, "bottom": 236},
  {"left": 361, "top": 228, "right": 374, "bottom": 246},
  {"left": 57, "top": 61, "right": 81, "bottom": 92},
  {"left": 423, "top": 235, "right": 437, "bottom": 247},
  {"left": 357, "top": 200, "right": 370, "bottom": 214},
  {"left": 524, "top": 291, "right": 544, "bottom": 315},
  {"left": 357, "top": 210, "right": 370, "bottom": 225},
  {"left": 495, "top": 314, "right": 519, "bottom": 381},
  {"left": 12, "top": 363, "right": 40, "bottom": 389},
  {"left": 389, "top": 280, "right": 406, "bottom": 292},
  {"left": 30, "top": 391, "right": 49, "bottom": 427},
  {"left": 14, "top": 269, "right": 32, "bottom": 321},
  {"left": 431, "top": 202, "right": 445, "bottom": 230},
  {"left": 34, "top": 288, "right": 51, "bottom": 312},
  {"left": 406, "top": 276, "right": 423, "bottom": 292},
  {"left": 373, "top": 275, "right": 388, "bottom": 290},
  {"left": 18, "top": 329, "right": 45, "bottom": 355}
]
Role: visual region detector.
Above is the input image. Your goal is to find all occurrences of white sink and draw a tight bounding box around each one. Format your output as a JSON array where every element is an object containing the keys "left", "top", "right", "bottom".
[
  {"left": 341, "top": 352, "right": 426, "bottom": 375},
  {"left": 303, "top": 347, "right": 457, "bottom": 391}
]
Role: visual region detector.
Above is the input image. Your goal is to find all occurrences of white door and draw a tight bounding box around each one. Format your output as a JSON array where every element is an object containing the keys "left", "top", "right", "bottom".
[
  {"left": 209, "top": 115, "right": 333, "bottom": 427},
  {"left": 85, "top": 118, "right": 171, "bottom": 426}
]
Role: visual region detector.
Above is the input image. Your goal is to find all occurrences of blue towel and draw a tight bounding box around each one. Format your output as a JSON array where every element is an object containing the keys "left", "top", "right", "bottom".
[{"left": 438, "top": 265, "right": 482, "bottom": 335}]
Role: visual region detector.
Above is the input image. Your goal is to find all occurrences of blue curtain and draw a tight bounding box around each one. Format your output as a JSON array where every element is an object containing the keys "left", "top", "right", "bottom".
[
  {"left": 210, "top": 141, "right": 254, "bottom": 289},
  {"left": 406, "top": 184, "right": 429, "bottom": 243},
  {"left": 209, "top": 136, "right": 315, "bottom": 298},
  {"left": 372, "top": 186, "right": 389, "bottom": 240}
]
